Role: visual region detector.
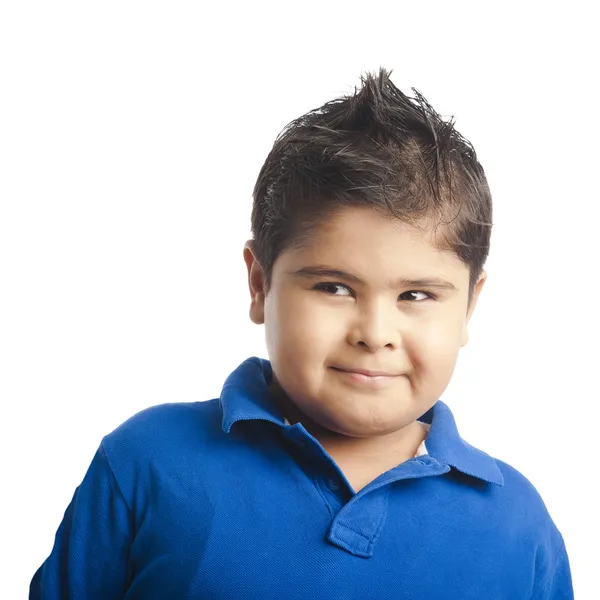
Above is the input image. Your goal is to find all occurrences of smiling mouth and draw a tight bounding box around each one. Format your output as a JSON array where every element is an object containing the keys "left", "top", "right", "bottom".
[
  {"left": 330, "top": 367, "right": 402, "bottom": 389},
  {"left": 330, "top": 366, "right": 401, "bottom": 379}
]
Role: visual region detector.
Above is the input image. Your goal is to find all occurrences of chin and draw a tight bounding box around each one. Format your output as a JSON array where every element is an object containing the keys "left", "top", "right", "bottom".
[{"left": 318, "top": 411, "right": 401, "bottom": 438}]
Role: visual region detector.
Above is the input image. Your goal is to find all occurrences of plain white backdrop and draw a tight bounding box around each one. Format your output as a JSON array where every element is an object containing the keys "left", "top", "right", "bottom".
[{"left": 1, "top": 1, "right": 598, "bottom": 597}]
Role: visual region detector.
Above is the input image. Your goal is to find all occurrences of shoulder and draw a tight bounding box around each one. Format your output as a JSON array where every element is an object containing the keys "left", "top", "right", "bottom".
[
  {"left": 98, "top": 400, "right": 225, "bottom": 512},
  {"left": 101, "top": 400, "right": 223, "bottom": 473},
  {"left": 493, "top": 458, "right": 549, "bottom": 507},
  {"left": 109, "top": 399, "right": 220, "bottom": 438},
  {"left": 490, "top": 456, "right": 564, "bottom": 541}
]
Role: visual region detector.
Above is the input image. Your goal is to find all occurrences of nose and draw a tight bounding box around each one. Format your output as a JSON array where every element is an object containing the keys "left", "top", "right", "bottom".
[{"left": 347, "top": 299, "right": 401, "bottom": 352}]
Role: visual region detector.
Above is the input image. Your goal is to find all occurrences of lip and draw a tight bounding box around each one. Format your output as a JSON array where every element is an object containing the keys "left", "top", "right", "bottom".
[
  {"left": 332, "top": 367, "right": 401, "bottom": 378},
  {"left": 330, "top": 366, "right": 403, "bottom": 389}
]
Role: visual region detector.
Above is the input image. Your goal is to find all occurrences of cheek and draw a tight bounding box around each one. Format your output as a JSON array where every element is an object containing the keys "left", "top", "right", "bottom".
[
  {"left": 410, "top": 314, "right": 464, "bottom": 369},
  {"left": 404, "top": 317, "right": 464, "bottom": 402},
  {"left": 264, "top": 292, "right": 339, "bottom": 397},
  {"left": 266, "top": 291, "right": 343, "bottom": 352}
]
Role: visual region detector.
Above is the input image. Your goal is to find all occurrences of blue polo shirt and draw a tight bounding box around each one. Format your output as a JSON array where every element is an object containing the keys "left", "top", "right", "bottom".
[{"left": 30, "top": 357, "right": 573, "bottom": 599}]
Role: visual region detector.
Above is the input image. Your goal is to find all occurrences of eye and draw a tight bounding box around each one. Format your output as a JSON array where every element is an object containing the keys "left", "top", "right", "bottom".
[
  {"left": 399, "top": 290, "right": 434, "bottom": 302},
  {"left": 314, "top": 282, "right": 353, "bottom": 296}
]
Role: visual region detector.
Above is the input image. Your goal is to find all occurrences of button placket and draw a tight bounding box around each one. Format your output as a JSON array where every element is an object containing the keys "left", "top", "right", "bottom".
[
  {"left": 282, "top": 426, "right": 346, "bottom": 513},
  {"left": 284, "top": 424, "right": 369, "bottom": 518},
  {"left": 314, "top": 477, "right": 344, "bottom": 514},
  {"left": 327, "top": 485, "right": 391, "bottom": 558}
]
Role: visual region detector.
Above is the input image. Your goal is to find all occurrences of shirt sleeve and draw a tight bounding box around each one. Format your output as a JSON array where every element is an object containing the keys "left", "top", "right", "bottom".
[
  {"left": 29, "top": 442, "right": 134, "bottom": 600},
  {"left": 531, "top": 532, "right": 574, "bottom": 600}
]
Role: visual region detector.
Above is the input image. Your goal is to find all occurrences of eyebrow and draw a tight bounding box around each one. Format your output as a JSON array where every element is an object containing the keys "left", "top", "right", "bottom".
[{"left": 291, "top": 266, "right": 457, "bottom": 291}]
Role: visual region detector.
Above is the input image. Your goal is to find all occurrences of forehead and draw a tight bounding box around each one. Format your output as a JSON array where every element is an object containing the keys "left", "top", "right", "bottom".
[{"left": 279, "top": 207, "right": 468, "bottom": 282}]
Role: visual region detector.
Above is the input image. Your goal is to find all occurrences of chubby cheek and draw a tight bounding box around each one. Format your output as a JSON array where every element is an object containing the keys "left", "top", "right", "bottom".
[
  {"left": 410, "top": 316, "right": 464, "bottom": 398},
  {"left": 265, "top": 289, "right": 340, "bottom": 383}
]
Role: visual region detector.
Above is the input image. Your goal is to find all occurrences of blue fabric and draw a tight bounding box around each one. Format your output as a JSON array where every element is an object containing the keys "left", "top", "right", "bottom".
[{"left": 31, "top": 357, "right": 573, "bottom": 599}]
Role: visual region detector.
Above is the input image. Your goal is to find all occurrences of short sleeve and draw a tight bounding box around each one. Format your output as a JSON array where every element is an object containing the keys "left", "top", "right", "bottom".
[{"left": 29, "top": 442, "right": 134, "bottom": 600}]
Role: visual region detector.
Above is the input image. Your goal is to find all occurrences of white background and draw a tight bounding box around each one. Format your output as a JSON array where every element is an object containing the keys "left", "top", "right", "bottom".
[{"left": 1, "top": 1, "right": 598, "bottom": 597}]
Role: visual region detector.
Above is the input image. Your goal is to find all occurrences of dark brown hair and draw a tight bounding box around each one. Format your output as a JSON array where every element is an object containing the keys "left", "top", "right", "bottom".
[{"left": 250, "top": 69, "right": 493, "bottom": 305}]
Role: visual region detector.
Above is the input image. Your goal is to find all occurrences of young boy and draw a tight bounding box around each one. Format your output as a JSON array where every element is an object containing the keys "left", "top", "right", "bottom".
[{"left": 30, "top": 70, "right": 573, "bottom": 599}]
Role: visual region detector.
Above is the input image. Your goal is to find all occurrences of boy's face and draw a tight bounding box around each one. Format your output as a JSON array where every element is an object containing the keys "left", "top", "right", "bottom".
[{"left": 244, "top": 207, "right": 486, "bottom": 439}]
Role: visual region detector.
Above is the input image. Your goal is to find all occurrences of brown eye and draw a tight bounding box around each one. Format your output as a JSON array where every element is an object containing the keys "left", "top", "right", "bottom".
[
  {"left": 314, "top": 283, "right": 352, "bottom": 296},
  {"left": 399, "top": 291, "right": 433, "bottom": 302}
]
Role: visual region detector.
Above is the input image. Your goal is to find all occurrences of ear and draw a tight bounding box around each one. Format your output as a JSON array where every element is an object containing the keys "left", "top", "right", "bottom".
[
  {"left": 243, "top": 241, "right": 266, "bottom": 325},
  {"left": 461, "top": 270, "right": 487, "bottom": 347}
]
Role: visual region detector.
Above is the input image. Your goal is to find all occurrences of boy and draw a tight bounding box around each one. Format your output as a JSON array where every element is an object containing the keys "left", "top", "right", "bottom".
[{"left": 30, "top": 69, "right": 573, "bottom": 599}]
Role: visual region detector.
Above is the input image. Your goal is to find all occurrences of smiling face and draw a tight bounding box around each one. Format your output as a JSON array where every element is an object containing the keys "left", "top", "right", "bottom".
[{"left": 244, "top": 207, "right": 486, "bottom": 440}]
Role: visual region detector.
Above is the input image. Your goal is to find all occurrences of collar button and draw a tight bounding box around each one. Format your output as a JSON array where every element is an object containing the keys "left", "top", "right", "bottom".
[{"left": 327, "top": 478, "right": 340, "bottom": 491}]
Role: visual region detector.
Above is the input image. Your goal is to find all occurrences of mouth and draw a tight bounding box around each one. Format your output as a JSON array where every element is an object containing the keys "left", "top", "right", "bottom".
[
  {"left": 330, "top": 366, "right": 402, "bottom": 379},
  {"left": 330, "top": 366, "right": 402, "bottom": 389}
]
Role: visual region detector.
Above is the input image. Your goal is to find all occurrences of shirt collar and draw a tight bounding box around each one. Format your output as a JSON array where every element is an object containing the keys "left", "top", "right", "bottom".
[{"left": 220, "top": 357, "right": 504, "bottom": 487}]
